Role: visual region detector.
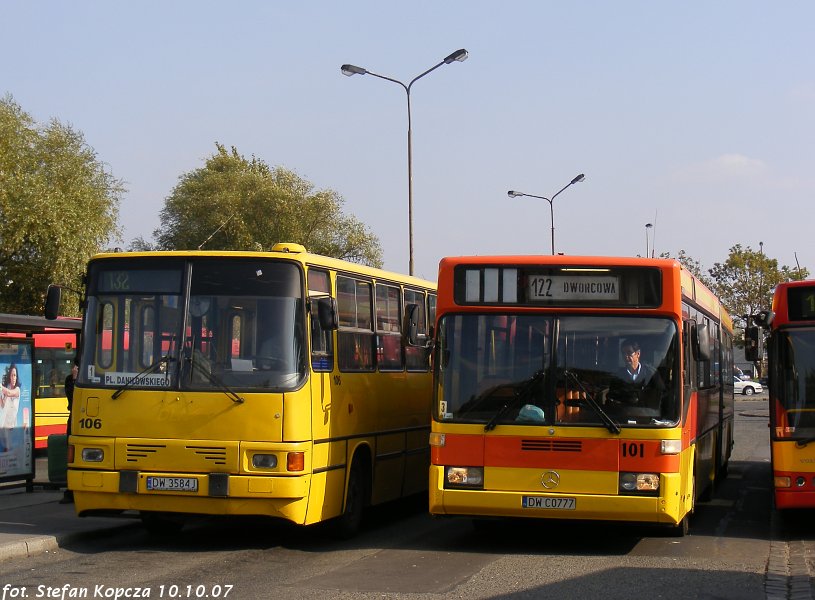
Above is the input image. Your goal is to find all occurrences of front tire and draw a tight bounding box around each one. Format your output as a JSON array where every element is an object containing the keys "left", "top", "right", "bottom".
[
  {"left": 743, "top": 386, "right": 755, "bottom": 396},
  {"left": 329, "top": 461, "right": 367, "bottom": 539}
]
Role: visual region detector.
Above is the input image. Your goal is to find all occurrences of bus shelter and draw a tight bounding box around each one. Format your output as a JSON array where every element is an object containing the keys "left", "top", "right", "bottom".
[{"left": 0, "top": 314, "right": 81, "bottom": 489}]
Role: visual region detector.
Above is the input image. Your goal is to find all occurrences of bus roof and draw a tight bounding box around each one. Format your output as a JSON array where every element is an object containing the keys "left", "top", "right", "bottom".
[
  {"left": 89, "top": 244, "right": 436, "bottom": 289},
  {"left": 436, "top": 255, "right": 732, "bottom": 331},
  {"left": 0, "top": 314, "right": 81, "bottom": 335},
  {"left": 771, "top": 279, "right": 815, "bottom": 327}
]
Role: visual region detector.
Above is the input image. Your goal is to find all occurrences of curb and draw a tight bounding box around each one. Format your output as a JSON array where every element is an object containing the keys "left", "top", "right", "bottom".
[{"left": 0, "top": 523, "right": 138, "bottom": 562}]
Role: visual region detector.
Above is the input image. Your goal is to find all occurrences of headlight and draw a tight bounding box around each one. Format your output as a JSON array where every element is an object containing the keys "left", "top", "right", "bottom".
[
  {"left": 252, "top": 454, "right": 278, "bottom": 469},
  {"left": 81, "top": 448, "right": 104, "bottom": 462},
  {"left": 619, "top": 472, "right": 659, "bottom": 494},
  {"left": 444, "top": 466, "right": 484, "bottom": 488},
  {"left": 660, "top": 440, "right": 682, "bottom": 455}
]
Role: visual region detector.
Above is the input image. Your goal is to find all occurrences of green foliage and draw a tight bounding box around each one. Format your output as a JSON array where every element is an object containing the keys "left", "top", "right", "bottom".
[
  {"left": 154, "top": 144, "right": 383, "bottom": 267},
  {"left": 0, "top": 96, "right": 122, "bottom": 316},
  {"left": 708, "top": 244, "right": 809, "bottom": 325}
]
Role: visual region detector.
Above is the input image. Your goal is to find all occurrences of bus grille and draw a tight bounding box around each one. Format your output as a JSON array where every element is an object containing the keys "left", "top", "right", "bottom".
[
  {"left": 520, "top": 439, "right": 582, "bottom": 452},
  {"left": 122, "top": 442, "right": 232, "bottom": 469}
]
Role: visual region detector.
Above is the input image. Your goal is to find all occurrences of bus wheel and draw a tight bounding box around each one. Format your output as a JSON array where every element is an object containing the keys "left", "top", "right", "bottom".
[
  {"left": 667, "top": 515, "right": 689, "bottom": 537},
  {"left": 140, "top": 511, "right": 185, "bottom": 535},
  {"left": 330, "top": 461, "right": 367, "bottom": 539}
]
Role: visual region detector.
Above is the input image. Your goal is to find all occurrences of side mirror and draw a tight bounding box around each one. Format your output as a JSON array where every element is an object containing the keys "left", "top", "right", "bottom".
[
  {"left": 744, "top": 326, "right": 762, "bottom": 362},
  {"left": 45, "top": 285, "right": 62, "bottom": 320},
  {"left": 404, "top": 303, "right": 419, "bottom": 346},
  {"left": 753, "top": 310, "right": 774, "bottom": 328},
  {"left": 692, "top": 322, "right": 712, "bottom": 361},
  {"left": 317, "top": 297, "right": 339, "bottom": 330}
]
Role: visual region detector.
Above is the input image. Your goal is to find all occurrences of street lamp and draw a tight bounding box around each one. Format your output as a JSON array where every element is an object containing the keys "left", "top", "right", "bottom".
[
  {"left": 341, "top": 49, "right": 469, "bottom": 276},
  {"left": 508, "top": 174, "right": 585, "bottom": 255},
  {"left": 645, "top": 223, "right": 653, "bottom": 258}
]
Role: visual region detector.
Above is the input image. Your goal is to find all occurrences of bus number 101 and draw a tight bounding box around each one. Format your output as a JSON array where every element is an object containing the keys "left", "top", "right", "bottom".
[{"left": 621, "top": 442, "right": 645, "bottom": 458}]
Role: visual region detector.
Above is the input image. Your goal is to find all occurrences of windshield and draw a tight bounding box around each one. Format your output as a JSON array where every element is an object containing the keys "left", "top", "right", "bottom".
[
  {"left": 79, "top": 258, "right": 306, "bottom": 392},
  {"left": 434, "top": 314, "right": 679, "bottom": 428},
  {"left": 772, "top": 328, "right": 815, "bottom": 440}
]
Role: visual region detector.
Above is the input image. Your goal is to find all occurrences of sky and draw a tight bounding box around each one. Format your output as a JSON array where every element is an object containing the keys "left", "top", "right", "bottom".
[{"left": 2, "top": 1, "right": 813, "bottom": 281}]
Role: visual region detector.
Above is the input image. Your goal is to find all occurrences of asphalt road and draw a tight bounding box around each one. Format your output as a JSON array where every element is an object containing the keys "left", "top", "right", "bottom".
[{"left": 0, "top": 398, "right": 807, "bottom": 600}]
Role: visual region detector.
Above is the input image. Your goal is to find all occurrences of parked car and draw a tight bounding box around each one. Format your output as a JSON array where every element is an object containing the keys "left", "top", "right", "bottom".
[{"left": 733, "top": 376, "right": 763, "bottom": 396}]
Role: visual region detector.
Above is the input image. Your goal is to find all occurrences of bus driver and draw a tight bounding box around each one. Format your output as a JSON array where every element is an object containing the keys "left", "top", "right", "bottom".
[{"left": 607, "top": 339, "right": 665, "bottom": 410}]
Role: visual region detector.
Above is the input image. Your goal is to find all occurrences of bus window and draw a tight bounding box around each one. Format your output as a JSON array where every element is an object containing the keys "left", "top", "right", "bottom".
[
  {"left": 405, "top": 289, "right": 429, "bottom": 372},
  {"left": 337, "top": 276, "right": 374, "bottom": 372},
  {"left": 376, "top": 283, "right": 402, "bottom": 371},
  {"left": 308, "top": 269, "right": 333, "bottom": 372}
]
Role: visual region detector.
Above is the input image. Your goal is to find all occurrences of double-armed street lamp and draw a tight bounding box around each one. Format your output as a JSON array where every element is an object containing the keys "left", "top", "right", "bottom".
[
  {"left": 341, "top": 49, "right": 469, "bottom": 276},
  {"left": 508, "top": 173, "right": 585, "bottom": 255}
]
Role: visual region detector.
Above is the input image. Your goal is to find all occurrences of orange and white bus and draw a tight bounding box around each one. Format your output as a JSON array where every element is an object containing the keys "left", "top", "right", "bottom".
[
  {"left": 50, "top": 243, "right": 435, "bottom": 535},
  {"left": 758, "top": 280, "right": 815, "bottom": 509},
  {"left": 428, "top": 255, "right": 734, "bottom": 535}
]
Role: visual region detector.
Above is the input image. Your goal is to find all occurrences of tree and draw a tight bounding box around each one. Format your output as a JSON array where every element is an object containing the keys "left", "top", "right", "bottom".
[
  {"left": 708, "top": 244, "right": 809, "bottom": 327},
  {"left": 0, "top": 96, "right": 123, "bottom": 316},
  {"left": 154, "top": 144, "right": 383, "bottom": 267}
]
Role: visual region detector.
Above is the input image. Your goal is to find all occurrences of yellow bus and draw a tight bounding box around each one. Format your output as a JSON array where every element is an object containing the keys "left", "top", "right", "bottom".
[
  {"left": 429, "top": 255, "right": 734, "bottom": 535},
  {"left": 51, "top": 243, "right": 435, "bottom": 535}
]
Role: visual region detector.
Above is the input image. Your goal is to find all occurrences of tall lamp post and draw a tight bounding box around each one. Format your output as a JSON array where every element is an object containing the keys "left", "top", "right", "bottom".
[
  {"left": 508, "top": 174, "right": 585, "bottom": 255},
  {"left": 645, "top": 223, "right": 653, "bottom": 257},
  {"left": 341, "top": 49, "right": 469, "bottom": 276}
]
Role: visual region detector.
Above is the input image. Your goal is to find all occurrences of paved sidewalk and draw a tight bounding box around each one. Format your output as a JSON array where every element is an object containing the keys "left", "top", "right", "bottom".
[{"left": 0, "top": 458, "right": 134, "bottom": 561}]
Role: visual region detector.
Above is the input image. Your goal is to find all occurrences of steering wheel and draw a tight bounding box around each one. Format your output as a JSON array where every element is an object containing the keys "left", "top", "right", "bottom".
[{"left": 256, "top": 356, "right": 287, "bottom": 370}]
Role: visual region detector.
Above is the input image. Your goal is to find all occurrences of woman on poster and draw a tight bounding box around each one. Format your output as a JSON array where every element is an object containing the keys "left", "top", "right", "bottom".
[{"left": 0, "top": 363, "right": 21, "bottom": 453}]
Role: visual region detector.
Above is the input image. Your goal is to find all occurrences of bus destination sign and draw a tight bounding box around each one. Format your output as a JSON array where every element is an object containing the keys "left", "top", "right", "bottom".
[
  {"left": 527, "top": 275, "right": 620, "bottom": 302},
  {"left": 787, "top": 285, "right": 815, "bottom": 321}
]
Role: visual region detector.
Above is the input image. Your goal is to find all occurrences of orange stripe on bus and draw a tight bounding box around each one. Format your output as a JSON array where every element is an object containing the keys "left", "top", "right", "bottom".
[{"left": 434, "top": 434, "right": 680, "bottom": 472}]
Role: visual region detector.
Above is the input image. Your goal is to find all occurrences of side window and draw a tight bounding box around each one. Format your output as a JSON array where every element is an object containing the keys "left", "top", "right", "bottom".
[
  {"left": 140, "top": 305, "right": 156, "bottom": 367},
  {"left": 376, "top": 282, "right": 403, "bottom": 371},
  {"left": 98, "top": 301, "right": 114, "bottom": 369},
  {"left": 405, "top": 288, "right": 429, "bottom": 372},
  {"left": 308, "top": 269, "right": 334, "bottom": 372},
  {"left": 337, "top": 276, "right": 374, "bottom": 372},
  {"left": 230, "top": 314, "right": 242, "bottom": 359},
  {"left": 428, "top": 293, "right": 437, "bottom": 333}
]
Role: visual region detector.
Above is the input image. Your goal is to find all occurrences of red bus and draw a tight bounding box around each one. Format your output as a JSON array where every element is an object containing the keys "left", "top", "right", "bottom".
[
  {"left": 32, "top": 327, "right": 79, "bottom": 449},
  {"left": 429, "top": 255, "right": 734, "bottom": 535},
  {"left": 758, "top": 280, "right": 815, "bottom": 509}
]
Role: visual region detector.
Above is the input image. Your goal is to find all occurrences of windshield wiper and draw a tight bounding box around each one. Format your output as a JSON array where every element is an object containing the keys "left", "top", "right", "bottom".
[
  {"left": 484, "top": 370, "right": 545, "bottom": 432},
  {"left": 186, "top": 353, "right": 245, "bottom": 404},
  {"left": 111, "top": 355, "right": 174, "bottom": 399},
  {"left": 564, "top": 370, "right": 621, "bottom": 434}
]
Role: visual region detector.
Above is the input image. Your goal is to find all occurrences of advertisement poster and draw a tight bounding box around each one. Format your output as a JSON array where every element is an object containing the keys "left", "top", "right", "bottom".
[{"left": 0, "top": 338, "right": 34, "bottom": 483}]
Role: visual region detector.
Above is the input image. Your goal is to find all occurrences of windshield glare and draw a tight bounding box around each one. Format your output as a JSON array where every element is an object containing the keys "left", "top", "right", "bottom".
[
  {"left": 435, "top": 314, "right": 679, "bottom": 428},
  {"left": 79, "top": 259, "right": 306, "bottom": 392}
]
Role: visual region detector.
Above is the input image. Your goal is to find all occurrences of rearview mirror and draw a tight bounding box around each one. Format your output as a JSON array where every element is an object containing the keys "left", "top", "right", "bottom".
[
  {"left": 404, "top": 303, "right": 419, "bottom": 346},
  {"left": 317, "top": 297, "right": 339, "bottom": 330},
  {"left": 744, "top": 326, "right": 762, "bottom": 362},
  {"left": 692, "top": 322, "right": 712, "bottom": 362},
  {"left": 45, "top": 285, "right": 62, "bottom": 320}
]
